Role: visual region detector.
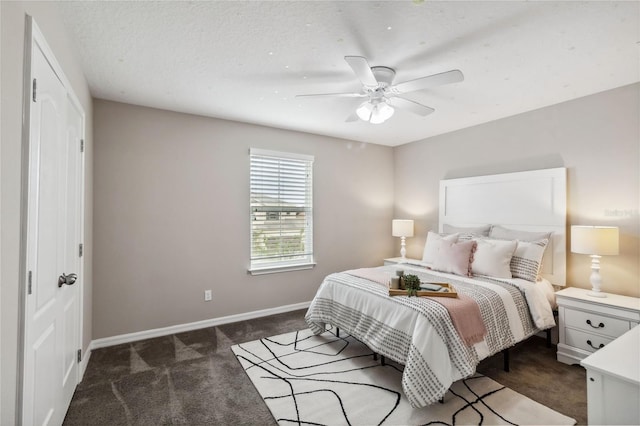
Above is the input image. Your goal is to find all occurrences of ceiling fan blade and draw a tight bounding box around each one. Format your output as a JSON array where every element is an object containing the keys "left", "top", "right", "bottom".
[
  {"left": 345, "top": 112, "right": 359, "bottom": 122},
  {"left": 344, "top": 56, "right": 378, "bottom": 87},
  {"left": 389, "top": 97, "right": 435, "bottom": 117},
  {"left": 296, "top": 92, "right": 366, "bottom": 98},
  {"left": 389, "top": 70, "right": 464, "bottom": 94}
]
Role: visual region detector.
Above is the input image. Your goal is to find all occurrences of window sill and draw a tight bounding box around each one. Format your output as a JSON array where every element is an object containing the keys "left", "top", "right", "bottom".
[{"left": 248, "top": 262, "right": 316, "bottom": 276}]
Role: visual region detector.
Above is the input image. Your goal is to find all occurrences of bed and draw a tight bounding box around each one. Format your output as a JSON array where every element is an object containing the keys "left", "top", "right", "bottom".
[{"left": 305, "top": 168, "right": 567, "bottom": 408}]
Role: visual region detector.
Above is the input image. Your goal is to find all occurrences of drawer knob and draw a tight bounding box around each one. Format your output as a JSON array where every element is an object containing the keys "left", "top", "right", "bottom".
[
  {"left": 589, "top": 377, "right": 595, "bottom": 382},
  {"left": 587, "top": 339, "right": 605, "bottom": 350},
  {"left": 586, "top": 319, "right": 604, "bottom": 329}
]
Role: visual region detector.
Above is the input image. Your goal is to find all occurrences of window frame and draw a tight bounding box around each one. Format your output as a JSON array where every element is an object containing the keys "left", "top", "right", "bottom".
[{"left": 248, "top": 148, "right": 315, "bottom": 275}]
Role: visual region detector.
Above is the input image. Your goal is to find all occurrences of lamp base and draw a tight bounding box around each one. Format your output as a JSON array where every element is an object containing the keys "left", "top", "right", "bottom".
[
  {"left": 587, "top": 255, "right": 607, "bottom": 298},
  {"left": 588, "top": 290, "right": 607, "bottom": 298}
]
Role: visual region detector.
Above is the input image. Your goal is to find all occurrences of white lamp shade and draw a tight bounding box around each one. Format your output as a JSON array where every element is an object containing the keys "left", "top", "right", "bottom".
[
  {"left": 392, "top": 219, "right": 414, "bottom": 237},
  {"left": 571, "top": 226, "right": 619, "bottom": 255}
]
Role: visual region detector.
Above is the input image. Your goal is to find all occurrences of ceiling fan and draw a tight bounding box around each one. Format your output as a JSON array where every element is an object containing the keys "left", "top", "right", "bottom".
[{"left": 296, "top": 56, "right": 464, "bottom": 124}]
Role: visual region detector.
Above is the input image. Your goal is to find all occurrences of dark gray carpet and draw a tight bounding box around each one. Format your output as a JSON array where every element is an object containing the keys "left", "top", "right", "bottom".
[{"left": 64, "top": 309, "right": 587, "bottom": 425}]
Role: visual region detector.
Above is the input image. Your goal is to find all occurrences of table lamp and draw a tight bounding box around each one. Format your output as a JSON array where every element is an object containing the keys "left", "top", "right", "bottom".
[
  {"left": 571, "top": 225, "right": 619, "bottom": 298},
  {"left": 392, "top": 219, "right": 414, "bottom": 261}
]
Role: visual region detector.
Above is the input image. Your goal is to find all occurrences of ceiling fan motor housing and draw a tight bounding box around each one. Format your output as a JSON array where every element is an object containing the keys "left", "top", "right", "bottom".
[{"left": 370, "top": 66, "right": 396, "bottom": 88}]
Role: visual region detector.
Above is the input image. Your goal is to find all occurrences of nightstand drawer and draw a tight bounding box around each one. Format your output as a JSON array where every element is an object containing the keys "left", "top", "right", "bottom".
[
  {"left": 565, "top": 328, "right": 614, "bottom": 353},
  {"left": 564, "top": 308, "right": 630, "bottom": 339},
  {"left": 556, "top": 287, "right": 640, "bottom": 366}
]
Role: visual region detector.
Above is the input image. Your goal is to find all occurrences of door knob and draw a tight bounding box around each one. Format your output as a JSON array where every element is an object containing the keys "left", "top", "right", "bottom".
[{"left": 58, "top": 273, "right": 77, "bottom": 288}]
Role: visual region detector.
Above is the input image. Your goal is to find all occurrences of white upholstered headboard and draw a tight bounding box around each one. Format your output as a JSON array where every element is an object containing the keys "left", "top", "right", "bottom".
[{"left": 439, "top": 168, "right": 567, "bottom": 286}]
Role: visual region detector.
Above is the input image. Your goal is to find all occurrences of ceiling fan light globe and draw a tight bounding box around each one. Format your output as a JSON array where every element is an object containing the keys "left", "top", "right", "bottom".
[
  {"left": 370, "top": 102, "right": 394, "bottom": 124},
  {"left": 369, "top": 112, "right": 385, "bottom": 124},
  {"left": 356, "top": 102, "right": 374, "bottom": 121},
  {"left": 378, "top": 102, "right": 395, "bottom": 121}
]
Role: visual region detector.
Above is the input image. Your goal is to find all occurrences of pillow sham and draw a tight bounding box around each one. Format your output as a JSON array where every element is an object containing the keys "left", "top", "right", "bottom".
[
  {"left": 511, "top": 239, "right": 549, "bottom": 282},
  {"left": 443, "top": 224, "right": 491, "bottom": 241},
  {"left": 421, "top": 231, "right": 459, "bottom": 265},
  {"left": 431, "top": 239, "right": 477, "bottom": 277},
  {"left": 471, "top": 238, "right": 517, "bottom": 279},
  {"left": 489, "top": 225, "right": 551, "bottom": 242}
]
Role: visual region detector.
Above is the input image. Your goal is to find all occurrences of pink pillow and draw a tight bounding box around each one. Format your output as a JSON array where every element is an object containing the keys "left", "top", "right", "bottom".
[{"left": 432, "top": 239, "right": 477, "bottom": 277}]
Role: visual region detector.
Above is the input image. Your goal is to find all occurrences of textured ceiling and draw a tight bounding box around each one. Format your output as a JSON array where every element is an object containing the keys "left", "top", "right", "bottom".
[{"left": 59, "top": 1, "right": 639, "bottom": 147}]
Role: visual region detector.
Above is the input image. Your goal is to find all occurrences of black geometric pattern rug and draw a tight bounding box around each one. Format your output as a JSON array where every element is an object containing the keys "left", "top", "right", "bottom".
[{"left": 232, "top": 328, "right": 576, "bottom": 426}]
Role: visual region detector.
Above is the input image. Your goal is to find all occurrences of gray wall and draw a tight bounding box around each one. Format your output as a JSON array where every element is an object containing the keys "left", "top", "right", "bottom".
[
  {"left": 0, "top": 2, "right": 93, "bottom": 423},
  {"left": 395, "top": 83, "right": 640, "bottom": 297},
  {"left": 92, "top": 100, "right": 395, "bottom": 339}
]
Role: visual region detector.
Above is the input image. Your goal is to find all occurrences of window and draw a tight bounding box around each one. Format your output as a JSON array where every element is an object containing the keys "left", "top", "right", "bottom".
[{"left": 249, "top": 148, "right": 314, "bottom": 274}]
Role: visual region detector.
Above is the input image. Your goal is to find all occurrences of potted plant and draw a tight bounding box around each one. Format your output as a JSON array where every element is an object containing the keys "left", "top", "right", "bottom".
[{"left": 403, "top": 274, "right": 421, "bottom": 297}]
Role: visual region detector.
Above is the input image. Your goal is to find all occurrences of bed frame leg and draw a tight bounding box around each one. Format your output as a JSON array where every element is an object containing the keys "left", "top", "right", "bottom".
[
  {"left": 381, "top": 355, "right": 386, "bottom": 366},
  {"left": 439, "top": 397, "right": 444, "bottom": 404},
  {"left": 335, "top": 327, "right": 340, "bottom": 338},
  {"left": 503, "top": 348, "right": 510, "bottom": 372},
  {"left": 373, "top": 353, "right": 378, "bottom": 361}
]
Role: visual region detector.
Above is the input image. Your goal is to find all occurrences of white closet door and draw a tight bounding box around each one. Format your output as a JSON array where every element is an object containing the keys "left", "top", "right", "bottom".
[{"left": 22, "top": 24, "right": 84, "bottom": 426}]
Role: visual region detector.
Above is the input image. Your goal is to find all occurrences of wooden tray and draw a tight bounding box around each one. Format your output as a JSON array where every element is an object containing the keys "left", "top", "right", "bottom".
[{"left": 389, "top": 283, "right": 458, "bottom": 298}]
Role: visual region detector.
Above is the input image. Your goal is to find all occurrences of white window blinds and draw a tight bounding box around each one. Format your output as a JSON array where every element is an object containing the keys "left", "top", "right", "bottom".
[{"left": 249, "top": 149, "right": 314, "bottom": 272}]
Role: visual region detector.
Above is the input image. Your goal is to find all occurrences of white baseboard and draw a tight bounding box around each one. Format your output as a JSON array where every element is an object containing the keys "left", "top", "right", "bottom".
[
  {"left": 90, "top": 301, "right": 311, "bottom": 350},
  {"left": 78, "top": 347, "right": 92, "bottom": 381}
]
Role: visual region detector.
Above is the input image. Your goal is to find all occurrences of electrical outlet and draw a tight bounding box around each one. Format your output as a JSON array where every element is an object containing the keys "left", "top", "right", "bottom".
[{"left": 204, "top": 290, "right": 212, "bottom": 301}]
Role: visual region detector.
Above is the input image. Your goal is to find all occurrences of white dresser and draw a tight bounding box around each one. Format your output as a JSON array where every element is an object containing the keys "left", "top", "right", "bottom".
[
  {"left": 556, "top": 287, "right": 640, "bottom": 365},
  {"left": 581, "top": 326, "right": 640, "bottom": 425}
]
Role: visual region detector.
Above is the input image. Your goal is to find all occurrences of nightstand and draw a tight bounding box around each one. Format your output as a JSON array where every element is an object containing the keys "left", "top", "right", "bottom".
[
  {"left": 556, "top": 287, "right": 640, "bottom": 365},
  {"left": 383, "top": 257, "right": 422, "bottom": 266}
]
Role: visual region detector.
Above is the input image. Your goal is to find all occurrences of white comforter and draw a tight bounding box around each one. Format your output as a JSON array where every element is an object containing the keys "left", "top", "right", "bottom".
[{"left": 305, "top": 264, "right": 555, "bottom": 407}]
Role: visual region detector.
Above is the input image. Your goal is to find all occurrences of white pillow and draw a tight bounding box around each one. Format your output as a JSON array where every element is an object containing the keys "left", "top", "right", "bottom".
[
  {"left": 472, "top": 238, "right": 517, "bottom": 279},
  {"left": 421, "top": 232, "right": 459, "bottom": 266},
  {"left": 511, "top": 239, "right": 549, "bottom": 282},
  {"left": 489, "top": 225, "right": 553, "bottom": 275},
  {"left": 431, "top": 239, "right": 477, "bottom": 277}
]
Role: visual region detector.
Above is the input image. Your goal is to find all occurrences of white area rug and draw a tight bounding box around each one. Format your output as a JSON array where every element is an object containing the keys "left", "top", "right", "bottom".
[{"left": 232, "top": 328, "right": 576, "bottom": 426}]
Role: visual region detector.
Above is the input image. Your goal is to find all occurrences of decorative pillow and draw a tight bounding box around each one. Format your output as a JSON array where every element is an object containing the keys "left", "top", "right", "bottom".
[
  {"left": 489, "top": 225, "right": 551, "bottom": 242},
  {"left": 432, "top": 239, "right": 477, "bottom": 277},
  {"left": 471, "top": 238, "right": 517, "bottom": 279},
  {"left": 421, "top": 232, "right": 459, "bottom": 266},
  {"left": 489, "top": 225, "right": 553, "bottom": 276},
  {"left": 443, "top": 224, "right": 491, "bottom": 241},
  {"left": 511, "top": 239, "right": 549, "bottom": 282}
]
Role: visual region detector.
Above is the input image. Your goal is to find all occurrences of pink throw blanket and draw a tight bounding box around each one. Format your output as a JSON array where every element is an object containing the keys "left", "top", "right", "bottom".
[{"left": 427, "top": 293, "right": 487, "bottom": 346}]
